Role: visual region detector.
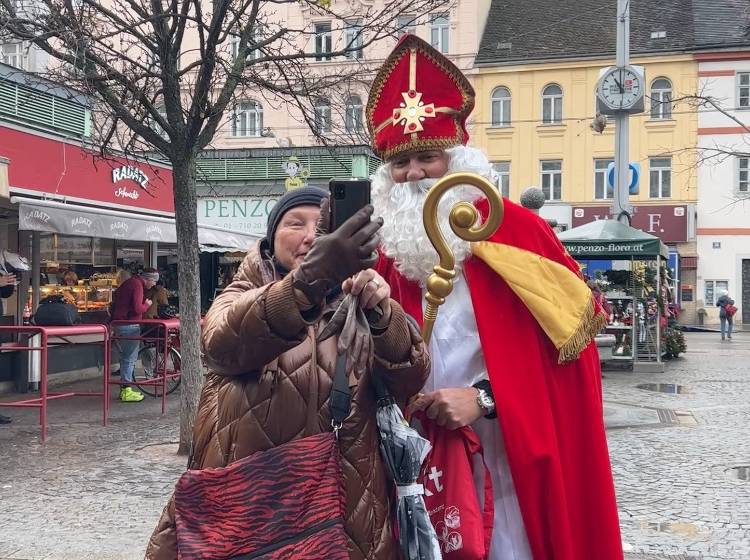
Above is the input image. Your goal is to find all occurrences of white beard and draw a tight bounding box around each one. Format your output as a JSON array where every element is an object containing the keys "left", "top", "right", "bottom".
[{"left": 372, "top": 146, "right": 499, "bottom": 286}]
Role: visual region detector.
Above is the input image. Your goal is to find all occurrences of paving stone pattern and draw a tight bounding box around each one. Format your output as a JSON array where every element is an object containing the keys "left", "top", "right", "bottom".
[
  {"left": 0, "top": 380, "right": 185, "bottom": 560},
  {"left": 0, "top": 332, "right": 747, "bottom": 559},
  {"left": 606, "top": 332, "right": 750, "bottom": 560}
]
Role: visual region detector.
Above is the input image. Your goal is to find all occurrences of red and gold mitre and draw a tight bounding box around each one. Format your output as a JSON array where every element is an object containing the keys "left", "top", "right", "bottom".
[{"left": 366, "top": 34, "right": 475, "bottom": 160}]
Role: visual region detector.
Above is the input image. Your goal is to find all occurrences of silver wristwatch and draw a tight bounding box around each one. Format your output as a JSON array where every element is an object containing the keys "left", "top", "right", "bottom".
[{"left": 476, "top": 387, "right": 496, "bottom": 416}]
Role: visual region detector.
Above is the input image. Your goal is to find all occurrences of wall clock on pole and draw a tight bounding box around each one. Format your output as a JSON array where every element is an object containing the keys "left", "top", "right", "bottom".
[{"left": 596, "top": 65, "right": 645, "bottom": 115}]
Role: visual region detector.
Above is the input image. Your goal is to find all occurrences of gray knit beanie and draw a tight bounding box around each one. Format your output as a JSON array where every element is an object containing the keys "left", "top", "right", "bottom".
[{"left": 265, "top": 187, "right": 328, "bottom": 255}]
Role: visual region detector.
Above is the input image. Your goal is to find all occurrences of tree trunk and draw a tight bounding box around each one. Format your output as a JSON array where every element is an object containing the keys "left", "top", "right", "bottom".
[{"left": 171, "top": 155, "right": 204, "bottom": 455}]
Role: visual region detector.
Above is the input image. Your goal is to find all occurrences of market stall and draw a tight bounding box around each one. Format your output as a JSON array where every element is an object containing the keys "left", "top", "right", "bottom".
[{"left": 559, "top": 220, "right": 678, "bottom": 372}]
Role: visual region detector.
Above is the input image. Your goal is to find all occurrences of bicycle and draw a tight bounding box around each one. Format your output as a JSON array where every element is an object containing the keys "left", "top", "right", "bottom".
[{"left": 132, "top": 326, "right": 182, "bottom": 397}]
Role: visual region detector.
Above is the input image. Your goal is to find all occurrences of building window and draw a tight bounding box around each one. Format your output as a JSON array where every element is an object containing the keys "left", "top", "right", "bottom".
[
  {"left": 738, "top": 157, "right": 750, "bottom": 193},
  {"left": 314, "top": 22, "right": 332, "bottom": 61},
  {"left": 344, "top": 21, "right": 363, "bottom": 59},
  {"left": 1, "top": 41, "right": 28, "bottom": 70},
  {"left": 492, "top": 162, "right": 510, "bottom": 198},
  {"left": 430, "top": 14, "right": 449, "bottom": 54},
  {"left": 704, "top": 280, "right": 728, "bottom": 306},
  {"left": 650, "top": 78, "right": 672, "bottom": 119},
  {"left": 345, "top": 95, "right": 363, "bottom": 132},
  {"left": 490, "top": 87, "right": 511, "bottom": 127},
  {"left": 594, "top": 159, "right": 614, "bottom": 200},
  {"left": 397, "top": 14, "right": 417, "bottom": 36},
  {"left": 230, "top": 26, "right": 261, "bottom": 62},
  {"left": 314, "top": 98, "right": 331, "bottom": 133},
  {"left": 738, "top": 72, "right": 750, "bottom": 108},
  {"left": 540, "top": 160, "right": 562, "bottom": 201},
  {"left": 649, "top": 157, "right": 672, "bottom": 198},
  {"left": 231, "top": 100, "right": 263, "bottom": 137},
  {"left": 542, "top": 84, "right": 563, "bottom": 124}
]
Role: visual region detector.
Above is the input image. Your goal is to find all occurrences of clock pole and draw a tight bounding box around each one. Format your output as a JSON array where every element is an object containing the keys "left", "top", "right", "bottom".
[{"left": 613, "top": 0, "right": 633, "bottom": 224}]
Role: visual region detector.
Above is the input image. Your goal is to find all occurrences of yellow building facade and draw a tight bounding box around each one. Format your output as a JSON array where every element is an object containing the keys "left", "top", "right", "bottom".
[
  {"left": 471, "top": 55, "right": 698, "bottom": 213},
  {"left": 471, "top": 54, "right": 700, "bottom": 322}
]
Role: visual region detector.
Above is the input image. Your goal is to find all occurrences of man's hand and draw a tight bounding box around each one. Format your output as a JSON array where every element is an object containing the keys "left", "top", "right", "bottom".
[
  {"left": 343, "top": 269, "right": 391, "bottom": 325},
  {"left": 408, "top": 388, "right": 484, "bottom": 429},
  {"left": 144, "top": 298, "right": 153, "bottom": 307},
  {"left": 0, "top": 274, "right": 17, "bottom": 288}
]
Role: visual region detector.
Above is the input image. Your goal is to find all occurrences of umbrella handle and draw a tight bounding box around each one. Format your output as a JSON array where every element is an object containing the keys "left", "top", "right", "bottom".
[{"left": 422, "top": 172, "right": 504, "bottom": 344}]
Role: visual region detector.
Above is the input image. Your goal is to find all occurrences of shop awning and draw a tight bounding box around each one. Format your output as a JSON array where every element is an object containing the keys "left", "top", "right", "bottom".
[
  {"left": 558, "top": 219, "right": 669, "bottom": 259},
  {"left": 13, "top": 197, "right": 260, "bottom": 251}
]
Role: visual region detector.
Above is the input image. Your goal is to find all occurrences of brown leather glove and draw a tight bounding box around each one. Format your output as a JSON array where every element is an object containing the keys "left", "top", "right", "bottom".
[{"left": 292, "top": 205, "right": 382, "bottom": 305}]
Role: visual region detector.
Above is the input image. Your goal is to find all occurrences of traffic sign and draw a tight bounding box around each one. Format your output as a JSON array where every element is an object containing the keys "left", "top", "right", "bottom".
[{"left": 607, "top": 162, "right": 640, "bottom": 195}]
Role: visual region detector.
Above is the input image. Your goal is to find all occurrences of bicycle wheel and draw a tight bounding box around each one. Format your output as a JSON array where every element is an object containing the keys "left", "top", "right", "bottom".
[{"left": 133, "top": 345, "right": 182, "bottom": 397}]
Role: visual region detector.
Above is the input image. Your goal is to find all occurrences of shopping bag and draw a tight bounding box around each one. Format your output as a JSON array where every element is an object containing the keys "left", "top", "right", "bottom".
[{"left": 413, "top": 412, "right": 494, "bottom": 560}]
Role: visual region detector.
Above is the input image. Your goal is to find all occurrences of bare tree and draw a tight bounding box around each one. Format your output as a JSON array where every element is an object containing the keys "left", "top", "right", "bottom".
[{"left": 0, "top": 0, "right": 444, "bottom": 452}]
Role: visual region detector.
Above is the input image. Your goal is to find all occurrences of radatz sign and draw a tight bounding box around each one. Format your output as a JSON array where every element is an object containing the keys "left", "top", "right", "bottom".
[
  {"left": 1, "top": 125, "right": 174, "bottom": 213},
  {"left": 571, "top": 205, "right": 688, "bottom": 243}
]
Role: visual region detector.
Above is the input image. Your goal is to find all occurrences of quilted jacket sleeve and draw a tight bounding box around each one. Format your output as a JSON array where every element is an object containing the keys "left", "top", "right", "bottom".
[
  {"left": 202, "top": 256, "right": 319, "bottom": 377},
  {"left": 371, "top": 300, "right": 430, "bottom": 403}
]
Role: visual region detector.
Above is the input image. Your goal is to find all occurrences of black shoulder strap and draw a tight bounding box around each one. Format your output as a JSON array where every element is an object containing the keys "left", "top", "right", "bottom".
[{"left": 329, "top": 353, "right": 351, "bottom": 429}]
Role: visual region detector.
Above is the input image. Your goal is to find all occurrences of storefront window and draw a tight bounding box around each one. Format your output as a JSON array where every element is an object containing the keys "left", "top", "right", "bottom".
[{"left": 34, "top": 234, "right": 143, "bottom": 315}]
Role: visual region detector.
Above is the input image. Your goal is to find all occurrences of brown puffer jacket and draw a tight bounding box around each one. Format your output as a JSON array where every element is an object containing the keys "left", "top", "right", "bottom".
[{"left": 145, "top": 243, "right": 429, "bottom": 560}]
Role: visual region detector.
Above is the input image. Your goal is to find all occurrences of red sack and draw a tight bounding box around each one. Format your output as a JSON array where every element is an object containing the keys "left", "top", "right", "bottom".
[
  {"left": 413, "top": 413, "right": 494, "bottom": 559},
  {"left": 725, "top": 304, "right": 738, "bottom": 318}
]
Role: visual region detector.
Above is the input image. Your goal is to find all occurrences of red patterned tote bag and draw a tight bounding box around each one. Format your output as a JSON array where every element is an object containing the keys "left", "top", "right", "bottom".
[{"left": 173, "top": 356, "right": 352, "bottom": 560}]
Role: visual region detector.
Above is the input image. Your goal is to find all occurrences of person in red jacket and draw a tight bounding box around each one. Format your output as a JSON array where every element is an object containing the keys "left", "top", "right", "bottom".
[
  {"left": 111, "top": 269, "right": 158, "bottom": 402},
  {"left": 366, "top": 35, "right": 623, "bottom": 560}
]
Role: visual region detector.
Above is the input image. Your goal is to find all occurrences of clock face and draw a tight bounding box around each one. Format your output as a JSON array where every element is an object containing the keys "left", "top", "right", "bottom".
[{"left": 598, "top": 67, "right": 643, "bottom": 110}]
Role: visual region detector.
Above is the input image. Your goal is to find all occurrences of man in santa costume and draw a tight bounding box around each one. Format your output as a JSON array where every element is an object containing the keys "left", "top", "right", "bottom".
[{"left": 366, "top": 34, "right": 624, "bottom": 559}]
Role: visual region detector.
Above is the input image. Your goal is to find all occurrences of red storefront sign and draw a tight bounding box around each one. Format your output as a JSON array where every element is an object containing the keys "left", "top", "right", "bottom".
[
  {"left": 571, "top": 205, "right": 688, "bottom": 243},
  {"left": 0, "top": 125, "right": 174, "bottom": 214}
]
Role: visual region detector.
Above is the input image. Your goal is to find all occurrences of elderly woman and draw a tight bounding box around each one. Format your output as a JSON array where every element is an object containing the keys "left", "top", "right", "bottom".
[{"left": 146, "top": 187, "right": 429, "bottom": 560}]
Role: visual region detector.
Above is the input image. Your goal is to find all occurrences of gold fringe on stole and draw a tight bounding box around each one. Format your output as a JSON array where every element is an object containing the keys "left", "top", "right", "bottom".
[
  {"left": 557, "top": 296, "right": 608, "bottom": 364},
  {"left": 471, "top": 241, "right": 606, "bottom": 364}
]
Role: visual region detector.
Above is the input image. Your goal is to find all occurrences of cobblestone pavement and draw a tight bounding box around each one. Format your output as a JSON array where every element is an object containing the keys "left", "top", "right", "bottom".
[
  {"left": 606, "top": 332, "right": 750, "bottom": 560},
  {"left": 0, "top": 377, "right": 184, "bottom": 560},
  {"left": 0, "top": 332, "right": 747, "bottom": 559}
]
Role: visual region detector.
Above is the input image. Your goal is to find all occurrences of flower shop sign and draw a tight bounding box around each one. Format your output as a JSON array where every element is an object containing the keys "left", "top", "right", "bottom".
[{"left": 564, "top": 239, "right": 663, "bottom": 258}]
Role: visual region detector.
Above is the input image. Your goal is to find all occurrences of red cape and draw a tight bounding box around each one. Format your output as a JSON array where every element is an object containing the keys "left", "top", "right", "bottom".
[{"left": 377, "top": 199, "right": 623, "bottom": 560}]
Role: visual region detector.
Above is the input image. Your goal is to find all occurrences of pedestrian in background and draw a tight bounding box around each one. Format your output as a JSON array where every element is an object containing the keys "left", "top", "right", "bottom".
[
  {"left": 115, "top": 268, "right": 131, "bottom": 286},
  {"left": 60, "top": 270, "right": 80, "bottom": 306},
  {"left": 140, "top": 278, "right": 170, "bottom": 376},
  {"left": 61, "top": 270, "right": 78, "bottom": 286},
  {"left": 716, "top": 290, "right": 736, "bottom": 341},
  {"left": 110, "top": 269, "right": 157, "bottom": 402},
  {"left": 144, "top": 279, "right": 169, "bottom": 319}
]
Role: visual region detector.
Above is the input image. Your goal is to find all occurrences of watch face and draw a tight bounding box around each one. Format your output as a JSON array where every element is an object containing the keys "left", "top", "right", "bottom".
[{"left": 599, "top": 68, "right": 642, "bottom": 110}]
